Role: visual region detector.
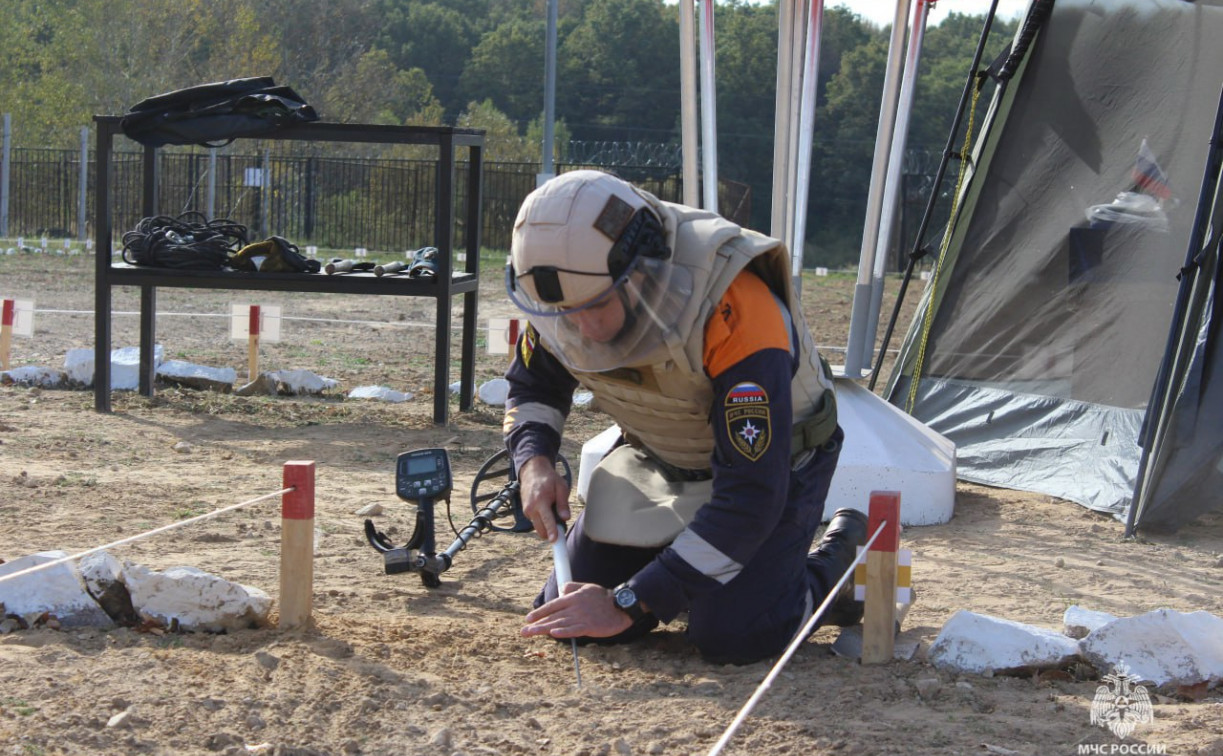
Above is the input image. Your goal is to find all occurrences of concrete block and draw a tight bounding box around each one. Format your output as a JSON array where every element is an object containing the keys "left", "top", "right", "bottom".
[
  {"left": 268, "top": 369, "right": 338, "bottom": 395},
  {"left": 157, "top": 360, "right": 236, "bottom": 392},
  {"left": 1080, "top": 609, "right": 1223, "bottom": 687},
  {"left": 1, "top": 367, "right": 66, "bottom": 388},
  {"left": 1063, "top": 605, "right": 1118, "bottom": 639},
  {"left": 348, "top": 385, "right": 411, "bottom": 402},
  {"left": 124, "top": 563, "right": 272, "bottom": 633},
  {"left": 63, "top": 345, "right": 164, "bottom": 390},
  {"left": 928, "top": 610, "right": 1081, "bottom": 675},
  {"left": 0, "top": 551, "right": 114, "bottom": 628}
]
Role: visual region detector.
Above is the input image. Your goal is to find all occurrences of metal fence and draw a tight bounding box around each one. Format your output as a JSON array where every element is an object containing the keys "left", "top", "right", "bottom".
[{"left": 0, "top": 147, "right": 709, "bottom": 254}]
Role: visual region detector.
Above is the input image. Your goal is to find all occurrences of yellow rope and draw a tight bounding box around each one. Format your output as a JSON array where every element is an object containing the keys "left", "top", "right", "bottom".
[{"left": 906, "top": 78, "right": 984, "bottom": 414}]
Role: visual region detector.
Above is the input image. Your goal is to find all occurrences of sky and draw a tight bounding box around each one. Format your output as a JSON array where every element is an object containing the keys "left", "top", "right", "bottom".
[{"left": 827, "top": 0, "right": 1030, "bottom": 28}]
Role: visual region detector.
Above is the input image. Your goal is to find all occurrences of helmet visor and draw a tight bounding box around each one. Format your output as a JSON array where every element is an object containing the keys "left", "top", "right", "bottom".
[{"left": 506, "top": 253, "right": 692, "bottom": 373}]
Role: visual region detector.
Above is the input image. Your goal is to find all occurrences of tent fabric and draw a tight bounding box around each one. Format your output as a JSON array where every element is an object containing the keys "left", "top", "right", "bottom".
[
  {"left": 886, "top": 0, "right": 1223, "bottom": 528},
  {"left": 1131, "top": 194, "right": 1222, "bottom": 528}
]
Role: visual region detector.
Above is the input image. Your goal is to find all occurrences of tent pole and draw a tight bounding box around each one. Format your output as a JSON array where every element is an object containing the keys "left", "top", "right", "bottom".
[
  {"left": 771, "top": 0, "right": 802, "bottom": 253},
  {"left": 1126, "top": 83, "right": 1223, "bottom": 537},
  {"left": 680, "top": 0, "right": 700, "bottom": 207},
  {"left": 699, "top": 0, "right": 719, "bottom": 212},
  {"left": 870, "top": 0, "right": 1001, "bottom": 391},
  {"left": 843, "top": 0, "right": 913, "bottom": 378},
  {"left": 790, "top": 0, "right": 826, "bottom": 294},
  {"left": 862, "top": 0, "right": 932, "bottom": 372}
]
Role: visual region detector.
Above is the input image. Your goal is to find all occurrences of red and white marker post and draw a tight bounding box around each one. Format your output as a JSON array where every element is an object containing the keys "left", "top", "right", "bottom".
[
  {"left": 862, "top": 490, "right": 901, "bottom": 664},
  {"left": 280, "top": 460, "right": 316, "bottom": 630},
  {"left": 0, "top": 299, "right": 14, "bottom": 371},
  {"left": 247, "top": 305, "right": 261, "bottom": 380}
]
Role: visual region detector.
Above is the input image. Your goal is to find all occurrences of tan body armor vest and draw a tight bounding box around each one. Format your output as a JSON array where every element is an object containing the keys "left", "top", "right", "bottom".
[{"left": 573, "top": 200, "right": 834, "bottom": 471}]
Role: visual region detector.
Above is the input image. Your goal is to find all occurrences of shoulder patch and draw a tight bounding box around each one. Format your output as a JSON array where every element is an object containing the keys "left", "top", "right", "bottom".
[
  {"left": 725, "top": 381, "right": 770, "bottom": 461},
  {"left": 520, "top": 323, "right": 538, "bottom": 368}
]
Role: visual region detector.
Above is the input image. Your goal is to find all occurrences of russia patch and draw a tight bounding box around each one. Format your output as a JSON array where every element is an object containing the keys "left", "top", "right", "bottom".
[{"left": 725, "top": 382, "right": 770, "bottom": 461}]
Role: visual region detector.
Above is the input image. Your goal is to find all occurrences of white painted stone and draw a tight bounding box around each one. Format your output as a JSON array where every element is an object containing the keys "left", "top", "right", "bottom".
[
  {"left": 78, "top": 551, "right": 125, "bottom": 596},
  {"left": 928, "top": 610, "right": 1081, "bottom": 675},
  {"left": 157, "top": 360, "right": 237, "bottom": 392},
  {"left": 348, "top": 385, "right": 411, "bottom": 402},
  {"left": 63, "top": 345, "right": 165, "bottom": 390},
  {"left": 63, "top": 348, "right": 95, "bottom": 385},
  {"left": 477, "top": 378, "right": 510, "bottom": 406},
  {"left": 0, "top": 551, "right": 113, "bottom": 628},
  {"left": 1063, "top": 605, "right": 1118, "bottom": 639},
  {"left": 268, "top": 369, "right": 338, "bottom": 395},
  {"left": 1080, "top": 609, "right": 1223, "bottom": 687},
  {"left": 123, "top": 563, "right": 272, "bottom": 632},
  {"left": 1, "top": 366, "right": 65, "bottom": 388},
  {"left": 111, "top": 345, "right": 165, "bottom": 390}
]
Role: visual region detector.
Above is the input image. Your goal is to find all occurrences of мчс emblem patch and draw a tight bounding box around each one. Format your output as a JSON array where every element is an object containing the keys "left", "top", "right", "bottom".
[{"left": 725, "top": 382, "right": 770, "bottom": 461}]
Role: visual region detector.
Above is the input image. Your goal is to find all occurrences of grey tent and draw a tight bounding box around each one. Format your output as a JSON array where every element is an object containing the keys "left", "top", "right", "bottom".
[{"left": 884, "top": 0, "right": 1223, "bottom": 532}]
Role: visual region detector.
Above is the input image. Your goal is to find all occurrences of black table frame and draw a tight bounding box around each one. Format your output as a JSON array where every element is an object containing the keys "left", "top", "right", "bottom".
[{"left": 92, "top": 117, "right": 484, "bottom": 424}]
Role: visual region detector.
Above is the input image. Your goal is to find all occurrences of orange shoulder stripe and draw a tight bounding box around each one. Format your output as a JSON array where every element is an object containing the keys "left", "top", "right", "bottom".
[{"left": 703, "top": 270, "right": 791, "bottom": 378}]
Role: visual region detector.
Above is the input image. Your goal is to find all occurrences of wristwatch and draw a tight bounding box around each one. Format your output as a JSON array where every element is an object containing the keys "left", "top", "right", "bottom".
[{"left": 612, "top": 582, "right": 646, "bottom": 622}]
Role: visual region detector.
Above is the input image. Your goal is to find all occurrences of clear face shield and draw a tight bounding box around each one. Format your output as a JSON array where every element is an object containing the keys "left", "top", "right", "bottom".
[{"left": 506, "top": 212, "right": 693, "bottom": 373}]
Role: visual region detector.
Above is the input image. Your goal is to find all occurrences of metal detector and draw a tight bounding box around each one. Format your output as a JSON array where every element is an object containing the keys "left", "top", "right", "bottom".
[{"left": 363, "top": 448, "right": 571, "bottom": 587}]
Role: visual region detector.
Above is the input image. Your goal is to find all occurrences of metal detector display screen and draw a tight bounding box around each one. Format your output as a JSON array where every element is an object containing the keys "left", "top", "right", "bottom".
[
  {"left": 396, "top": 448, "right": 451, "bottom": 501},
  {"left": 407, "top": 456, "right": 437, "bottom": 475}
]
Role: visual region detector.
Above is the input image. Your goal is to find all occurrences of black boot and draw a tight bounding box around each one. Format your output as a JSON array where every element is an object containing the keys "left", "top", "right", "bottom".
[{"left": 807, "top": 508, "right": 869, "bottom": 627}]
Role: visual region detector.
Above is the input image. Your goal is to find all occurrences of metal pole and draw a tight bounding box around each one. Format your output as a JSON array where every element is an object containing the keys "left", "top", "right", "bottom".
[
  {"left": 78, "top": 127, "right": 89, "bottom": 240},
  {"left": 843, "top": 0, "right": 913, "bottom": 377},
  {"left": 540, "top": 0, "right": 558, "bottom": 184},
  {"left": 208, "top": 148, "right": 217, "bottom": 219},
  {"left": 863, "top": 0, "right": 931, "bottom": 366},
  {"left": 790, "top": 0, "right": 826, "bottom": 290},
  {"left": 680, "top": 0, "right": 700, "bottom": 207},
  {"left": 261, "top": 148, "right": 270, "bottom": 238},
  {"left": 771, "top": 0, "right": 800, "bottom": 246},
  {"left": 1, "top": 113, "right": 10, "bottom": 238},
  {"left": 698, "top": 0, "right": 718, "bottom": 212}
]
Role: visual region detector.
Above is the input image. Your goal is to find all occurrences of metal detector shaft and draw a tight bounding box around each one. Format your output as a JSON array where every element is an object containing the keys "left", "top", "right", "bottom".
[
  {"left": 552, "top": 520, "right": 582, "bottom": 688},
  {"left": 441, "top": 481, "right": 520, "bottom": 563}
]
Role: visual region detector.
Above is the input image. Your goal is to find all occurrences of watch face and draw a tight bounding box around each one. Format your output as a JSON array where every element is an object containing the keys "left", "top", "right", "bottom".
[{"left": 615, "top": 587, "right": 636, "bottom": 609}]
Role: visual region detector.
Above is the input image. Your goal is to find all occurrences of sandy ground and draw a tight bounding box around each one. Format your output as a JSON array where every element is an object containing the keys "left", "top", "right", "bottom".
[{"left": 1, "top": 253, "right": 1221, "bottom": 756}]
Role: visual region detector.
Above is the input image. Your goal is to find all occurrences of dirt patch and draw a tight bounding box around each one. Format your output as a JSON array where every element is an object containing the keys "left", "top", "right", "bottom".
[{"left": 1, "top": 253, "right": 1221, "bottom": 756}]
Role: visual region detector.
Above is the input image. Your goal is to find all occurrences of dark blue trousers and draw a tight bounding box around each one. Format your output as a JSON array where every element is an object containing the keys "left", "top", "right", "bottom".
[{"left": 536, "top": 428, "right": 842, "bottom": 664}]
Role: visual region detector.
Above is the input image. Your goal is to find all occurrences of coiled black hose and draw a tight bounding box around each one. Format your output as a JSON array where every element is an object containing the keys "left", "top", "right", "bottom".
[{"left": 121, "top": 211, "right": 248, "bottom": 270}]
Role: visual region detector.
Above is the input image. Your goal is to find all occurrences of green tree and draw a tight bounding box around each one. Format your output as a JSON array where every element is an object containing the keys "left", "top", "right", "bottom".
[
  {"left": 460, "top": 18, "right": 548, "bottom": 126},
  {"left": 377, "top": 2, "right": 480, "bottom": 121},
  {"left": 457, "top": 99, "right": 537, "bottom": 162},
  {"left": 324, "top": 50, "right": 442, "bottom": 126},
  {"left": 558, "top": 0, "right": 679, "bottom": 140}
]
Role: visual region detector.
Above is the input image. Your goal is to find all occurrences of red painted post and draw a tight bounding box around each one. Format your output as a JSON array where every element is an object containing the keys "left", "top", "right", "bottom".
[
  {"left": 862, "top": 491, "right": 901, "bottom": 664},
  {"left": 0, "top": 299, "right": 14, "bottom": 371},
  {"left": 280, "top": 460, "right": 315, "bottom": 629},
  {"left": 247, "top": 305, "right": 261, "bottom": 380}
]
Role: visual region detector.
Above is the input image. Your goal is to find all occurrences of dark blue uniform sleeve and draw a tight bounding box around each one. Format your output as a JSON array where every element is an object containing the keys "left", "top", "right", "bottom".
[
  {"left": 502, "top": 326, "right": 580, "bottom": 474},
  {"left": 629, "top": 346, "right": 796, "bottom": 622}
]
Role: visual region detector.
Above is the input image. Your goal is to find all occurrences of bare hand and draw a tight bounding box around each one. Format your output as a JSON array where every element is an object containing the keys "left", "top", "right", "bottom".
[
  {"left": 518, "top": 455, "right": 571, "bottom": 542},
  {"left": 522, "top": 582, "right": 632, "bottom": 640}
]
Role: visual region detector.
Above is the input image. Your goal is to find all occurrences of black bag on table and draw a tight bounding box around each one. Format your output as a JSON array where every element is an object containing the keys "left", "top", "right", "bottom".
[{"left": 120, "top": 77, "right": 319, "bottom": 148}]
